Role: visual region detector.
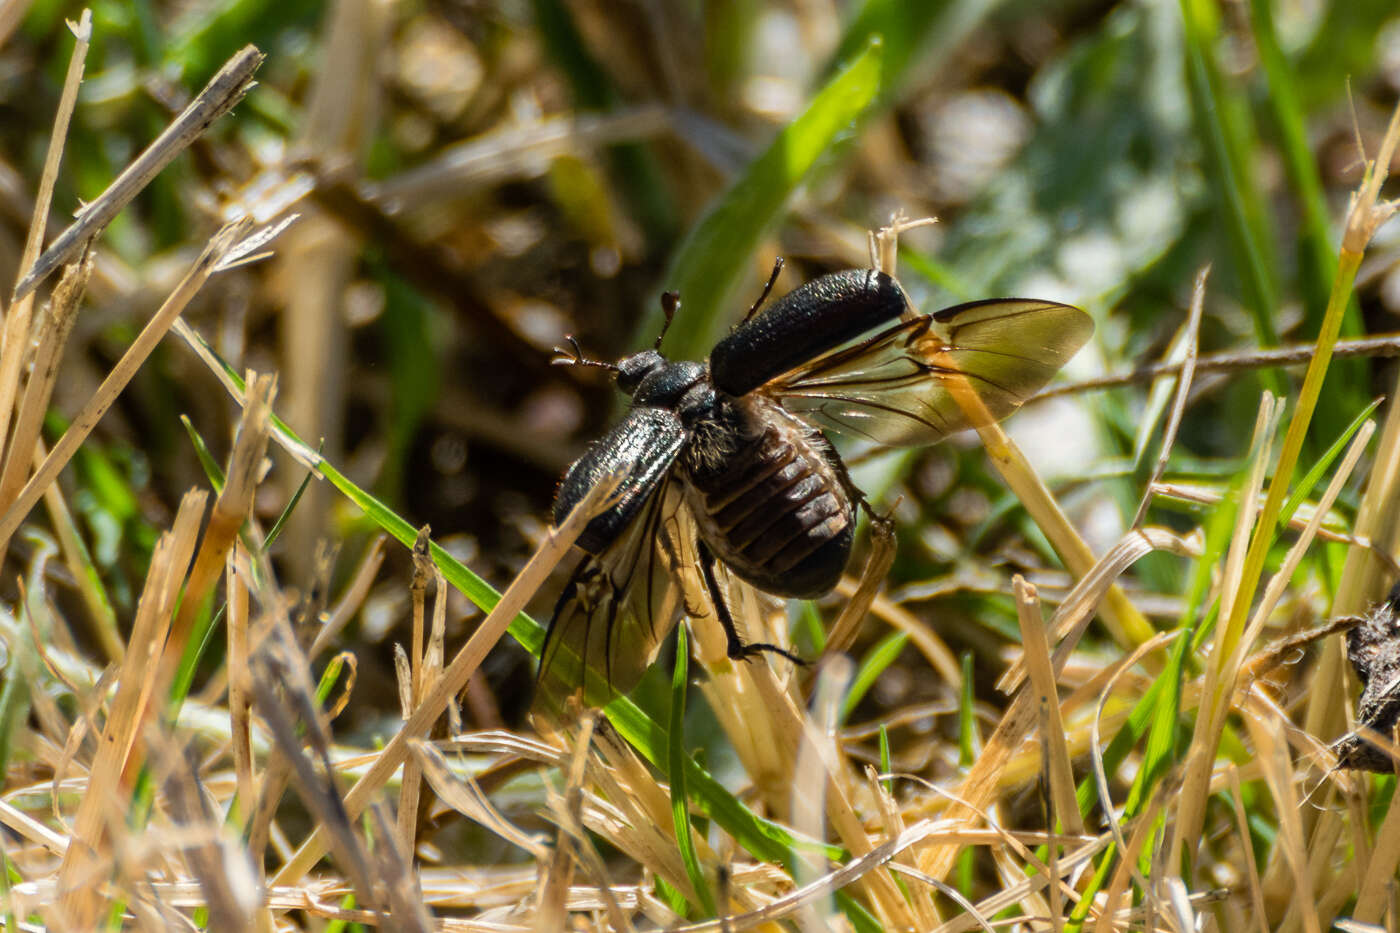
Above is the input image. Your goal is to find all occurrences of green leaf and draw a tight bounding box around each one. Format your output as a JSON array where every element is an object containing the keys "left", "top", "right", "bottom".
[
  {"left": 1277, "top": 398, "right": 1380, "bottom": 534},
  {"left": 669, "top": 626, "right": 716, "bottom": 917},
  {"left": 180, "top": 414, "right": 226, "bottom": 493},
  {"left": 841, "top": 630, "right": 908, "bottom": 722},
  {"left": 828, "top": 0, "right": 1006, "bottom": 109},
  {"left": 661, "top": 38, "right": 883, "bottom": 359},
  {"left": 1179, "top": 0, "right": 1281, "bottom": 357}
]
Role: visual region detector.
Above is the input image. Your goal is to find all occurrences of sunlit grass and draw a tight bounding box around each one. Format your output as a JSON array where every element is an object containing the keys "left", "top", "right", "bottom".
[{"left": 1, "top": 2, "right": 1399, "bottom": 930}]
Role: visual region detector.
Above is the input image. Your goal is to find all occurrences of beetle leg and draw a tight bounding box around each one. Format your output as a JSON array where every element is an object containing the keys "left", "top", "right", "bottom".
[
  {"left": 856, "top": 494, "right": 896, "bottom": 535},
  {"left": 696, "top": 540, "right": 805, "bottom": 667},
  {"left": 741, "top": 256, "right": 786, "bottom": 324}
]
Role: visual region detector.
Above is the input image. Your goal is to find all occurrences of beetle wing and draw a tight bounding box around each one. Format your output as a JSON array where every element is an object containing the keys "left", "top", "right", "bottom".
[
  {"left": 766, "top": 298, "right": 1093, "bottom": 447},
  {"left": 537, "top": 477, "right": 689, "bottom": 717}
]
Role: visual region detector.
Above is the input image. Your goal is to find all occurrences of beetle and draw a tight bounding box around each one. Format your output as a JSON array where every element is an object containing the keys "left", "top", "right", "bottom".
[{"left": 538, "top": 260, "right": 1093, "bottom": 712}]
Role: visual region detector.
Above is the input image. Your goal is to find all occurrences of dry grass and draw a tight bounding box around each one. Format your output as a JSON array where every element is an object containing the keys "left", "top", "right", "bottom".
[{"left": 1, "top": 5, "right": 1400, "bottom": 933}]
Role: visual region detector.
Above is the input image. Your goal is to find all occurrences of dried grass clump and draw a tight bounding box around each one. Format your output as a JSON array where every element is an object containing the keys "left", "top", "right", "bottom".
[{"left": 2, "top": 7, "right": 1400, "bottom": 933}]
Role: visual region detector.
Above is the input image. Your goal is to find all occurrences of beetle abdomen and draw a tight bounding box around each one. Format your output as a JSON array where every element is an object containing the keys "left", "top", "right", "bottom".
[{"left": 683, "top": 398, "right": 853, "bottom": 599}]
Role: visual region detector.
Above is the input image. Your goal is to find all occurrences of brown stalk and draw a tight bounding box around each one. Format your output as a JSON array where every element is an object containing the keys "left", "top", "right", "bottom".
[
  {"left": 249, "top": 626, "right": 386, "bottom": 921},
  {"left": 396, "top": 526, "right": 432, "bottom": 855},
  {"left": 154, "top": 372, "right": 277, "bottom": 701},
  {"left": 54, "top": 489, "right": 208, "bottom": 928},
  {"left": 834, "top": 584, "right": 961, "bottom": 687},
  {"left": 0, "top": 253, "right": 91, "bottom": 513},
  {"left": 159, "top": 742, "right": 257, "bottom": 931},
  {"left": 227, "top": 541, "right": 254, "bottom": 824}
]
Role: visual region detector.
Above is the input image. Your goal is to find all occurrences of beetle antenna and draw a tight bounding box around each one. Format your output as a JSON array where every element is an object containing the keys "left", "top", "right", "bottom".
[
  {"left": 655, "top": 291, "right": 680, "bottom": 349},
  {"left": 552, "top": 335, "right": 620, "bottom": 373},
  {"left": 742, "top": 257, "right": 785, "bottom": 324}
]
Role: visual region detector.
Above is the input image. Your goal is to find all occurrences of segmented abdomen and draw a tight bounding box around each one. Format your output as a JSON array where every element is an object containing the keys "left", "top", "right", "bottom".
[{"left": 684, "top": 399, "right": 853, "bottom": 598}]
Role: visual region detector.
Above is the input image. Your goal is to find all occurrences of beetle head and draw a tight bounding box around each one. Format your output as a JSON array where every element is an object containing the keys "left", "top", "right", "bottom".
[{"left": 615, "top": 349, "right": 665, "bottom": 395}]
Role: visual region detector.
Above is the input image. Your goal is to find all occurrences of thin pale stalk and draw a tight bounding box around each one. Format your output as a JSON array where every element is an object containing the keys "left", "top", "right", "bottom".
[
  {"left": 1034, "top": 332, "right": 1400, "bottom": 401},
  {"left": 1132, "top": 265, "right": 1208, "bottom": 528},
  {"left": 1227, "top": 766, "right": 1268, "bottom": 933},
  {"left": 0, "top": 220, "right": 246, "bottom": 550},
  {"left": 1245, "top": 708, "right": 1320, "bottom": 933},
  {"left": 227, "top": 543, "right": 253, "bottom": 826},
  {"left": 0, "top": 11, "right": 89, "bottom": 466},
  {"left": 1013, "top": 576, "right": 1082, "bottom": 836}
]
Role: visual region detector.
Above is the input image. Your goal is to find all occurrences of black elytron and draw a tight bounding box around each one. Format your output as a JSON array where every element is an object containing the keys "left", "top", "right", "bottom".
[{"left": 539, "top": 263, "right": 1093, "bottom": 711}]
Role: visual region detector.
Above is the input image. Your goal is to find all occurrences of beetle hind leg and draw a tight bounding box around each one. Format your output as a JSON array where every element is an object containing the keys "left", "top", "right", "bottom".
[{"left": 696, "top": 540, "right": 806, "bottom": 668}]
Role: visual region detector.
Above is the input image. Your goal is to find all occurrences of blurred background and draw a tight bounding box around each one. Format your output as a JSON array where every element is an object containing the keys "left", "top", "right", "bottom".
[{"left": 0, "top": 0, "right": 1398, "bottom": 739}]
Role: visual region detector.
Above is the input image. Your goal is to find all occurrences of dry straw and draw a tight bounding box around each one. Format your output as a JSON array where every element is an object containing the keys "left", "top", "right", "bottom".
[{"left": 5, "top": 10, "right": 1400, "bottom": 932}]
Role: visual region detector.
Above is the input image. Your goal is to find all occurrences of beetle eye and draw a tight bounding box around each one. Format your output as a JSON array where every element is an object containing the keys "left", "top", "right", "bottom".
[{"left": 616, "top": 350, "right": 663, "bottom": 395}]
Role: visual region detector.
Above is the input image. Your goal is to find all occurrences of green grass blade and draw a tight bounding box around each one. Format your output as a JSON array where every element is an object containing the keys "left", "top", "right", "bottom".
[
  {"left": 828, "top": 0, "right": 1004, "bottom": 108},
  {"left": 265, "top": 460, "right": 317, "bottom": 549},
  {"left": 1277, "top": 398, "right": 1380, "bottom": 532},
  {"left": 669, "top": 625, "right": 716, "bottom": 917},
  {"left": 1248, "top": 0, "right": 1365, "bottom": 426},
  {"left": 841, "top": 630, "right": 908, "bottom": 722},
  {"left": 661, "top": 38, "right": 883, "bottom": 358},
  {"left": 1178, "top": 0, "right": 1281, "bottom": 358},
  {"left": 180, "top": 414, "right": 225, "bottom": 492}
]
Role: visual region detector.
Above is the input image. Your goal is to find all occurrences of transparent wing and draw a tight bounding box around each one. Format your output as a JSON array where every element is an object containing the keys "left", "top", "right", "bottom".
[
  {"left": 535, "top": 482, "right": 687, "bottom": 717},
  {"left": 767, "top": 298, "right": 1093, "bottom": 447}
]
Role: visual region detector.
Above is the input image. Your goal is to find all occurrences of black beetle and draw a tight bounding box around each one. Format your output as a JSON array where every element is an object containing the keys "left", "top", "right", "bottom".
[{"left": 539, "top": 260, "right": 1093, "bottom": 711}]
